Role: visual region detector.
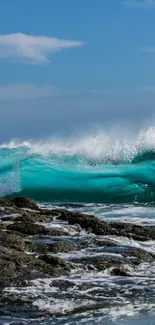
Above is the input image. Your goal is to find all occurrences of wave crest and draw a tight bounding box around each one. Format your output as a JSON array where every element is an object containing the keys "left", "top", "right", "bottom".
[{"left": 1, "top": 126, "right": 155, "bottom": 203}]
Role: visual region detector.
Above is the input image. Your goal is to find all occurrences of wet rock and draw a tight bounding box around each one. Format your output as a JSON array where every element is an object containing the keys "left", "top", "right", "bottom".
[
  {"left": 58, "top": 210, "right": 112, "bottom": 235},
  {"left": 7, "top": 221, "right": 49, "bottom": 236},
  {"left": 49, "top": 241, "right": 78, "bottom": 253},
  {"left": 92, "top": 238, "right": 118, "bottom": 247},
  {"left": 40, "top": 254, "right": 70, "bottom": 272},
  {"left": 58, "top": 208, "right": 155, "bottom": 241},
  {"left": 0, "top": 198, "right": 16, "bottom": 208},
  {"left": 0, "top": 222, "right": 6, "bottom": 229},
  {"left": 0, "top": 245, "right": 33, "bottom": 270},
  {"left": 26, "top": 242, "right": 50, "bottom": 255},
  {"left": 0, "top": 259, "right": 25, "bottom": 287},
  {"left": 1, "top": 196, "right": 155, "bottom": 289},
  {"left": 0, "top": 243, "right": 70, "bottom": 287},
  {"left": 0, "top": 231, "right": 26, "bottom": 251},
  {"left": 39, "top": 209, "right": 60, "bottom": 217},
  {"left": 10, "top": 197, "right": 38, "bottom": 210},
  {"left": 71, "top": 255, "right": 126, "bottom": 271},
  {"left": 110, "top": 222, "right": 155, "bottom": 241},
  {"left": 48, "top": 229, "right": 69, "bottom": 237},
  {"left": 122, "top": 247, "right": 155, "bottom": 263},
  {"left": 7, "top": 217, "right": 69, "bottom": 237},
  {"left": 15, "top": 212, "right": 48, "bottom": 223},
  {"left": 111, "top": 267, "right": 130, "bottom": 277},
  {"left": 26, "top": 240, "right": 76, "bottom": 255}
]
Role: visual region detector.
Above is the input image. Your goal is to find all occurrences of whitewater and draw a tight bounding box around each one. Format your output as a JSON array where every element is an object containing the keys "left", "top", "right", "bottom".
[
  {"left": 2, "top": 126, "right": 155, "bottom": 325},
  {"left": 1, "top": 126, "right": 155, "bottom": 203}
]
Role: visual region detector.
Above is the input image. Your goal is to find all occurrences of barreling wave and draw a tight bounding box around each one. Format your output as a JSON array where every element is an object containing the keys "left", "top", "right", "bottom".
[{"left": 2, "top": 126, "right": 155, "bottom": 203}]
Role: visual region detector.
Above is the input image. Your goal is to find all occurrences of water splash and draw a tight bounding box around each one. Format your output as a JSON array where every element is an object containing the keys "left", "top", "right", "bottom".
[{"left": 1, "top": 127, "right": 155, "bottom": 203}]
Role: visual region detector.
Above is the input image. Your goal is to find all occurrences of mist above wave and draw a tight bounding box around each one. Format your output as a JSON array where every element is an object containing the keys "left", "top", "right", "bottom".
[
  {"left": 1, "top": 126, "right": 155, "bottom": 202},
  {"left": 1, "top": 126, "right": 155, "bottom": 164}
]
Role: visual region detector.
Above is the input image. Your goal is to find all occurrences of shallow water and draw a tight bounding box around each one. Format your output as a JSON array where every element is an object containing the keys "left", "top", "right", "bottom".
[{"left": 1, "top": 202, "right": 155, "bottom": 325}]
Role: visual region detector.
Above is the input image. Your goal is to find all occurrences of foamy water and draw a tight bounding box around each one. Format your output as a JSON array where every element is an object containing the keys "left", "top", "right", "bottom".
[{"left": 1, "top": 202, "right": 155, "bottom": 324}]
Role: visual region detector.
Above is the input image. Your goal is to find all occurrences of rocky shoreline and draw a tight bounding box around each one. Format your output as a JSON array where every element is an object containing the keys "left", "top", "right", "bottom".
[{"left": 0, "top": 196, "right": 155, "bottom": 289}]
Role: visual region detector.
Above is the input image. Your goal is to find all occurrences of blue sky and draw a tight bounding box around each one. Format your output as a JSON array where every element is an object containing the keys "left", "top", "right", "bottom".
[{"left": 1, "top": 0, "right": 155, "bottom": 141}]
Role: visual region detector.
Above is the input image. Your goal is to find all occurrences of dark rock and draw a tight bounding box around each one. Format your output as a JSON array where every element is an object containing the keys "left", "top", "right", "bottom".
[
  {"left": 1, "top": 196, "right": 155, "bottom": 289},
  {"left": 111, "top": 267, "right": 130, "bottom": 277},
  {"left": 49, "top": 241, "right": 78, "bottom": 253},
  {"left": 10, "top": 197, "right": 38, "bottom": 210},
  {"left": 0, "top": 222, "right": 6, "bottom": 229},
  {"left": 0, "top": 198, "right": 15, "bottom": 208},
  {"left": 7, "top": 218, "right": 68, "bottom": 237},
  {"left": 58, "top": 209, "right": 155, "bottom": 241},
  {"left": 122, "top": 247, "right": 155, "bottom": 263},
  {"left": 92, "top": 238, "right": 118, "bottom": 247},
  {"left": 26, "top": 240, "right": 76, "bottom": 255},
  {"left": 26, "top": 242, "right": 50, "bottom": 255},
  {"left": 48, "top": 228, "right": 69, "bottom": 237},
  {"left": 0, "top": 231, "right": 26, "bottom": 251},
  {"left": 58, "top": 210, "right": 112, "bottom": 235},
  {"left": 0, "top": 245, "right": 32, "bottom": 267},
  {"left": 39, "top": 209, "right": 60, "bottom": 217},
  {"left": 0, "top": 243, "right": 70, "bottom": 287},
  {"left": 7, "top": 221, "right": 49, "bottom": 236},
  {"left": 71, "top": 255, "right": 126, "bottom": 271},
  {"left": 40, "top": 254, "right": 70, "bottom": 272},
  {"left": 15, "top": 212, "right": 48, "bottom": 223},
  {"left": 0, "top": 259, "right": 25, "bottom": 287},
  {"left": 110, "top": 222, "right": 155, "bottom": 241}
]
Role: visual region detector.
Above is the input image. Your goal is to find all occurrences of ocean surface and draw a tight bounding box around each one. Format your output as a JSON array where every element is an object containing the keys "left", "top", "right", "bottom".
[{"left": 1, "top": 128, "right": 155, "bottom": 324}]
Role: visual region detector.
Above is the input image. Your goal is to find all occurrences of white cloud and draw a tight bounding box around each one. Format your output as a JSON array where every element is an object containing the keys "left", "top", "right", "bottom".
[
  {"left": 123, "top": 0, "right": 155, "bottom": 8},
  {"left": 0, "top": 33, "right": 84, "bottom": 64},
  {"left": 0, "top": 84, "right": 79, "bottom": 100}
]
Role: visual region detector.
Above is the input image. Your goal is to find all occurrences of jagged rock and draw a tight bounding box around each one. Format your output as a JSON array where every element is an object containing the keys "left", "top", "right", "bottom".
[
  {"left": 0, "top": 198, "right": 15, "bottom": 208},
  {"left": 71, "top": 255, "right": 126, "bottom": 271},
  {"left": 26, "top": 242, "right": 50, "bottom": 255},
  {"left": 0, "top": 196, "right": 155, "bottom": 290},
  {"left": 39, "top": 209, "right": 60, "bottom": 217},
  {"left": 48, "top": 228, "right": 69, "bottom": 236},
  {"left": 57, "top": 209, "right": 155, "bottom": 241},
  {"left": 111, "top": 267, "right": 130, "bottom": 277},
  {"left": 7, "top": 221, "right": 49, "bottom": 236},
  {"left": 49, "top": 241, "right": 78, "bottom": 253},
  {"left": 110, "top": 222, "right": 155, "bottom": 241},
  {"left": 10, "top": 197, "right": 38, "bottom": 210},
  {"left": 15, "top": 212, "right": 48, "bottom": 223},
  {"left": 0, "top": 244, "right": 70, "bottom": 287},
  {"left": 39, "top": 254, "right": 70, "bottom": 272},
  {"left": 26, "top": 240, "right": 77, "bottom": 255},
  {"left": 0, "top": 259, "right": 26, "bottom": 287},
  {"left": 0, "top": 222, "right": 6, "bottom": 229},
  {"left": 91, "top": 238, "right": 118, "bottom": 247},
  {"left": 58, "top": 210, "right": 112, "bottom": 235},
  {"left": 0, "top": 231, "right": 26, "bottom": 251},
  {"left": 122, "top": 246, "right": 155, "bottom": 263}
]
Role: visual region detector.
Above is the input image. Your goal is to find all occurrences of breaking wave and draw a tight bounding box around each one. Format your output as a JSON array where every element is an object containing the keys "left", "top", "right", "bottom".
[{"left": 2, "top": 126, "right": 155, "bottom": 203}]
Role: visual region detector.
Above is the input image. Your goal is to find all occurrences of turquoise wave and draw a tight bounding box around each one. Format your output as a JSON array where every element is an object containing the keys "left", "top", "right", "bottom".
[{"left": 1, "top": 136, "right": 155, "bottom": 203}]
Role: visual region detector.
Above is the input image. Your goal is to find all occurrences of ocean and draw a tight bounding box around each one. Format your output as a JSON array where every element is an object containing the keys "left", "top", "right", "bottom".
[{"left": 1, "top": 128, "right": 155, "bottom": 324}]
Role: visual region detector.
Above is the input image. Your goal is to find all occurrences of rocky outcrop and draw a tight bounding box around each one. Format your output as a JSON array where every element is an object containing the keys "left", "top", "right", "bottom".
[
  {"left": 0, "top": 196, "right": 155, "bottom": 289},
  {"left": 0, "top": 231, "right": 70, "bottom": 288},
  {"left": 56, "top": 208, "right": 155, "bottom": 241},
  {"left": 10, "top": 196, "right": 39, "bottom": 210}
]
